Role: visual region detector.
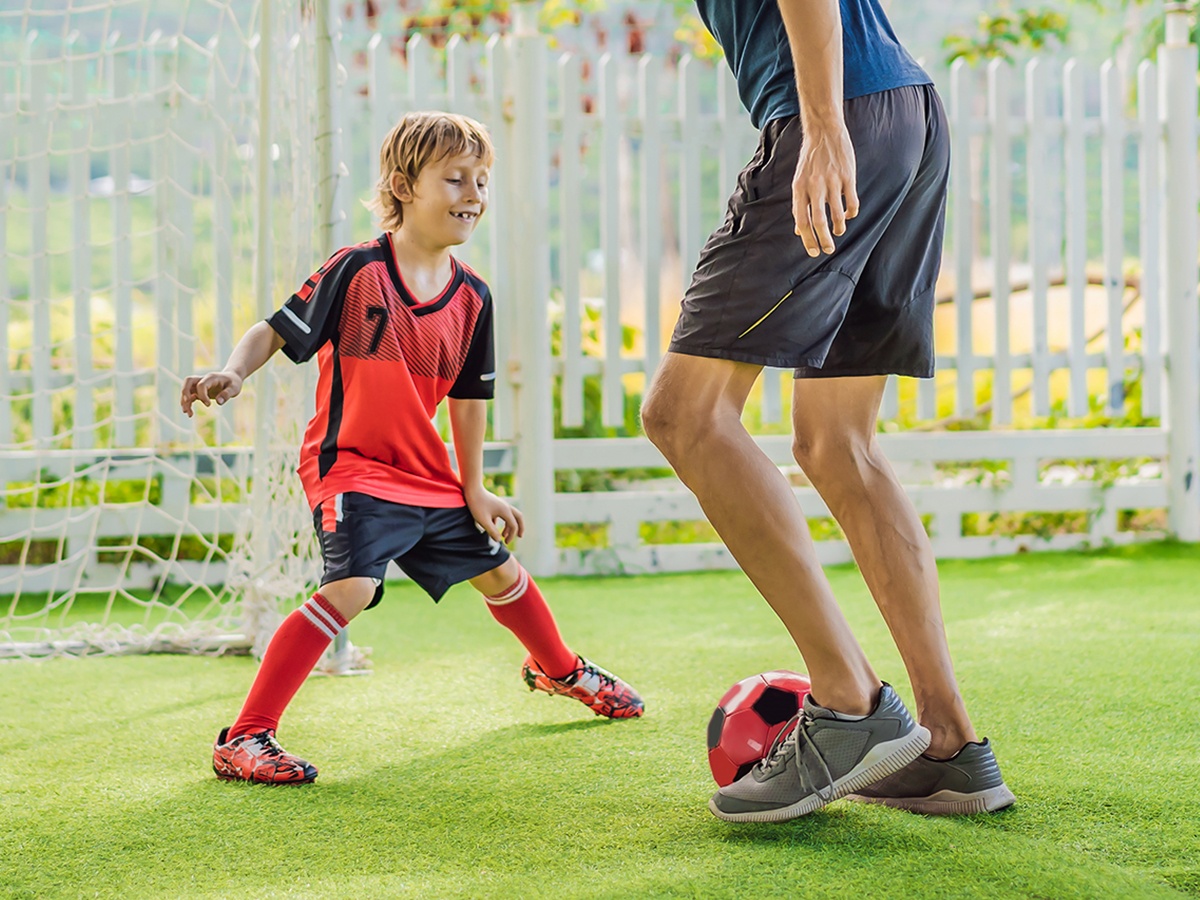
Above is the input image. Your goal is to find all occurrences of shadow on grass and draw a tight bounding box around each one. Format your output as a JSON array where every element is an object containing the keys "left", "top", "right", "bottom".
[
  {"left": 711, "top": 802, "right": 1019, "bottom": 846},
  {"left": 7, "top": 718, "right": 1186, "bottom": 900}
]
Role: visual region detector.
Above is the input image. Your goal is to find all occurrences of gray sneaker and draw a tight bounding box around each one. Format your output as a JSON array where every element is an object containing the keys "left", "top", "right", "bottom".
[
  {"left": 845, "top": 738, "right": 1016, "bottom": 815},
  {"left": 709, "top": 683, "right": 931, "bottom": 823}
]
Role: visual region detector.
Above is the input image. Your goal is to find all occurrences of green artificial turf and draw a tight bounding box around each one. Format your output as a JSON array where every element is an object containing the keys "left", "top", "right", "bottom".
[{"left": 2, "top": 542, "right": 1198, "bottom": 899}]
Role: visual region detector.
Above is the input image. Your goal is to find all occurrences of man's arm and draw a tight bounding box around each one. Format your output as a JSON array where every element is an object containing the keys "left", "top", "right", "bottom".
[
  {"left": 776, "top": 0, "right": 860, "bottom": 257},
  {"left": 447, "top": 397, "right": 523, "bottom": 543},
  {"left": 180, "top": 321, "right": 285, "bottom": 417}
]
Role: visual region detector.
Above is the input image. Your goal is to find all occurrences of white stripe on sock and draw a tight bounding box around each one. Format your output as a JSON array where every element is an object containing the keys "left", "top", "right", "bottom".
[
  {"left": 305, "top": 598, "right": 343, "bottom": 634},
  {"left": 300, "top": 603, "right": 337, "bottom": 640},
  {"left": 485, "top": 567, "right": 528, "bottom": 605}
]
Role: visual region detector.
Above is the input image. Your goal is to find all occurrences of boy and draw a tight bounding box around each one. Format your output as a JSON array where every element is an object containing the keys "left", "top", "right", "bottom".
[{"left": 182, "top": 111, "right": 644, "bottom": 786}]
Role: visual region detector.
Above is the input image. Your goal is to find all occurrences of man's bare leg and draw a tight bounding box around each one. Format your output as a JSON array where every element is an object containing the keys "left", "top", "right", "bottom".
[
  {"left": 791, "top": 375, "right": 976, "bottom": 757},
  {"left": 641, "top": 351, "right": 878, "bottom": 716}
]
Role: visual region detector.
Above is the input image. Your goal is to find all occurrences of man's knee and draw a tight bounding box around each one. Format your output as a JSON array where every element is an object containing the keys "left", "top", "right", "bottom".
[
  {"left": 792, "top": 430, "right": 877, "bottom": 487},
  {"left": 640, "top": 379, "right": 696, "bottom": 453},
  {"left": 639, "top": 385, "right": 674, "bottom": 445}
]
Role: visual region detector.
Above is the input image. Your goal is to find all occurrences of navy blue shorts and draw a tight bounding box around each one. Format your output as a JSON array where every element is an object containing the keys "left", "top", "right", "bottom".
[
  {"left": 312, "top": 492, "right": 510, "bottom": 605},
  {"left": 670, "top": 84, "right": 950, "bottom": 378}
]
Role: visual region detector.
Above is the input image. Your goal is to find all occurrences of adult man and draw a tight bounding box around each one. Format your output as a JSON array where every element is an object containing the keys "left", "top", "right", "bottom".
[{"left": 640, "top": 0, "right": 1015, "bottom": 821}]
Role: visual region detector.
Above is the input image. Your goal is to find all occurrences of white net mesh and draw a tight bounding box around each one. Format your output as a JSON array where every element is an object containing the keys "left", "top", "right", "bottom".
[{"left": 0, "top": 0, "right": 322, "bottom": 659}]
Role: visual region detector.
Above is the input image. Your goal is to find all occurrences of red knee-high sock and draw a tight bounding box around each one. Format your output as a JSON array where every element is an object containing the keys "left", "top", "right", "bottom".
[
  {"left": 229, "top": 593, "right": 348, "bottom": 738},
  {"left": 484, "top": 565, "right": 577, "bottom": 679}
]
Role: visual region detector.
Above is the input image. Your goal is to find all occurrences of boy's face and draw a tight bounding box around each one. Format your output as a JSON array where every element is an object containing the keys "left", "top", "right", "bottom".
[{"left": 393, "top": 151, "right": 489, "bottom": 247}]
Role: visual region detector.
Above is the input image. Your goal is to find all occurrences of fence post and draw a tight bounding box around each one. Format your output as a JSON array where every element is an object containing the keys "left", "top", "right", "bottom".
[
  {"left": 1160, "top": 4, "right": 1200, "bottom": 541},
  {"left": 507, "top": 4, "right": 557, "bottom": 575},
  {"left": 315, "top": 0, "right": 348, "bottom": 254},
  {"left": 245, "top": 0, "right": 279, "bottom": 658}
]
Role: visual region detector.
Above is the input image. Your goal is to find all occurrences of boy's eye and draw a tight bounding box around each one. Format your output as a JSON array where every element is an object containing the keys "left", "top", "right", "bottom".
[{"left": 446, "top": 178, "right": 462, "bottom": 185}]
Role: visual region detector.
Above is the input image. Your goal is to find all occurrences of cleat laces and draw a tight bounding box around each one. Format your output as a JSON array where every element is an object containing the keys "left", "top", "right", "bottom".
[
  {"left": 756, "top": 711, "right": 837, "bottom": 803},
  {"left": 246, "top": 731, "right": 286, "bottom": 758},
  {"left": 576, "top": 662, "right": 615, "bottom": 692}
]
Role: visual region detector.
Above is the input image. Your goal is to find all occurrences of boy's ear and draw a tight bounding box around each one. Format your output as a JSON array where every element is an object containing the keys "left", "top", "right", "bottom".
[{"left": 390, "top": 171, "right": 413, "bottom": 203}]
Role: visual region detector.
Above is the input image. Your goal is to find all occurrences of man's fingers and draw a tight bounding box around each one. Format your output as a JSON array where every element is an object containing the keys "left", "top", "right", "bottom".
[
  {"left": 845, "top": 184, "right": 860, "bottom": 221},
  {"left": 196, "top": 379, "right": 213, "bottom": 405},
  {"left": 794, "top": 199, "right": 819, "bottom": 257},
  {"left": 512, "top": 506, "right": 525, "bottom": 539},
  {"left": 830, "top": 196, "right": 848, "bottom": 238},
  {"left": 811, "top": 196, "right": 836, "bottom": 254}
]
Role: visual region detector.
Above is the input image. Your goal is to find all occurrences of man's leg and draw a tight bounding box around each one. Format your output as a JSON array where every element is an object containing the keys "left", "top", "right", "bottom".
[
  {"left": 790, "top": 375, "right": 975, "bottom": 757},
  {"left": 641, "top": 351, "right": 879, "bottom": 716}
]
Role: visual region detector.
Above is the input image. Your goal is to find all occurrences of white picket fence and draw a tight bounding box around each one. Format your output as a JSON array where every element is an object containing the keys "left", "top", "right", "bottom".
[{"left": 0, "top": 4, "right": 1197, "bottom": 593}]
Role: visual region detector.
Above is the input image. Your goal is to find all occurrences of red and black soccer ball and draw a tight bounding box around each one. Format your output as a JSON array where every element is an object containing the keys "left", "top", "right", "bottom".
[{"left": 707, "top": 670, "right": 813, "bottom": 787}]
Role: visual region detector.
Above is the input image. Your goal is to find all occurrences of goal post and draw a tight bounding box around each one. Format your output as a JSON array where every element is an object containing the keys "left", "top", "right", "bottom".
[{"left": 0, "top": 0, "right": 327, "bottom": 661}]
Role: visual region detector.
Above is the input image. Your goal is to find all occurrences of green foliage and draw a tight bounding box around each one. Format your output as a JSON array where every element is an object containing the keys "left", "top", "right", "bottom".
[
  {"left": 943, "top": 6, "right": 1071, "bottom": 65},
  {"left": 3, "top": 472, "right": 162, "bottom": 509},
  {"left": 368, "top": 0, "right": 720, "bottom": 57},
  {"left": 1065, "top": 0, "right": 1200, "bottom": 58},
  {"left": 95, "top": 533, "right": 234, "bottom": 564},
  {"left": 2, "top": 545, "right": 1198, "bottom": 898}
]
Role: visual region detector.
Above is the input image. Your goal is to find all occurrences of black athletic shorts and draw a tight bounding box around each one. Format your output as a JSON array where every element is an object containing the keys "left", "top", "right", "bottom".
[
  {"left": 313, "top": 492, "right": 510, "bottom": 606},
  {"left": 669, "top": 84, "right": 950, "bottom": 378}
]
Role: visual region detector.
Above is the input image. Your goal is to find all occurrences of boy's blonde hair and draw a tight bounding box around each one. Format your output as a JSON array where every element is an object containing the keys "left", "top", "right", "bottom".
[{"left": 367, "top": 111, "right": 495, "bottom": 232}]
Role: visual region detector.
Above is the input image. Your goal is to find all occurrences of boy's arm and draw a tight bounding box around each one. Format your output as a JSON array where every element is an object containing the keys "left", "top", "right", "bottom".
[
  {"left": 181, "top": 321, "right": 285, "bottom": 417},
  {"left": 776, "top": 0, "right": 859, "bottom": 258},
  {"left": 447, "top": 397, "right": 523, "bottom": 544}
]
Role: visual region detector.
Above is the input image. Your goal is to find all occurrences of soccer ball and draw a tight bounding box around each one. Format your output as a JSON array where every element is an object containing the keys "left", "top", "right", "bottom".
[{"left": 706, "top": 669, "right": 813, "bottom": 787}]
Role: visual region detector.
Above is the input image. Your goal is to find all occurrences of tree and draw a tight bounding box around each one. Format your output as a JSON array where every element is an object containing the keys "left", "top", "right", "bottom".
[
  {"left": 340, "top": 0, "right": 720, "bottom": 57},
  {"left": 942, "top": 6, "right": 1070, "bottom": 65}
]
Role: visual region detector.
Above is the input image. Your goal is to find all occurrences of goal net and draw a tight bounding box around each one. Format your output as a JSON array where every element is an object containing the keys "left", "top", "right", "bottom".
[{"left": 0, "top": 0, "right": 325, "bottom": 660}]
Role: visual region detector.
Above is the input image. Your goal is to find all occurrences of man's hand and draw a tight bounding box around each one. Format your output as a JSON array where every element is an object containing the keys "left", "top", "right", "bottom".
[
  {"left": 464, "top": 486, "right": 524, "bottom": 545},
  {"left": 792, "top": 123, "right": 860, "bottom": 257},
  {"left": 181, "top": 370, "right": 244, "bottom": 417}
]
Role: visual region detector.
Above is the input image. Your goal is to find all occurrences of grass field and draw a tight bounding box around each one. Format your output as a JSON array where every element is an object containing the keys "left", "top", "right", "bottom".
[{"left": 2, "top": 542, "right": 1198, "bottom": 899}]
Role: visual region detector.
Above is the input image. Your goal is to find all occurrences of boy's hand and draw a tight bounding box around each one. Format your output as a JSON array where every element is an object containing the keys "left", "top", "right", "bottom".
[
  {"left": 464, "top": 486, "right": 524, "bottom": 545},
  {"left": 180, "top": 370, "right": 244, "bottom": 417}
]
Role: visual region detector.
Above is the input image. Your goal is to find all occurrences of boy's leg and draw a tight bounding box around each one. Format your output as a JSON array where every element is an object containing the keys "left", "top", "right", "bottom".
[
  {"left": 228, "top": 577, "right": 376, "bottom": 738},
  {"left": 470, "top": 557, "right": 644, "bottom": 719},
  {"left": 471, "top": 557, "right": 577, "bottom": 678},
  {"left": 213, "top": 577, "right": 376, "bottom": 785}
]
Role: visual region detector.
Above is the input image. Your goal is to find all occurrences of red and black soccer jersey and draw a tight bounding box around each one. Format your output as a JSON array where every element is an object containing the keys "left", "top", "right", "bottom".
[{"left": 267, "top": 233, "right": 496, "bottom": 511}]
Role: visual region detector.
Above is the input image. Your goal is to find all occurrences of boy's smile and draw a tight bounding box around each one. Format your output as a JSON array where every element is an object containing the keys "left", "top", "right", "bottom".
[{"left": 393, "top": 151, "right": 489, "bottom": 248}]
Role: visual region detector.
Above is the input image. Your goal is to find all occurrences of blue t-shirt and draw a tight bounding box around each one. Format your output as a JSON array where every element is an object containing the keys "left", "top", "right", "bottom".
[{"left": 695, "top": 0, "right": 931, "bottom": 129}]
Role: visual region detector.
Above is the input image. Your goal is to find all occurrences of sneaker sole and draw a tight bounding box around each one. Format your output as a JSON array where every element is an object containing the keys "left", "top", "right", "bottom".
[
  {"left": 845, "top": 783, "right": 1016, "bottom": 815},
  {"left": 708, "top": 725, "right": 932, "bottom": 823}
]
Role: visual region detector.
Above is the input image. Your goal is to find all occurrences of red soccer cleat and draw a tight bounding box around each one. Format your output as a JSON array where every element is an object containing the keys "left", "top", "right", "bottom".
[
  {"left": 522, "top": 654, "right": 645, "bottom": 719},
  {"left": 212, "top": 727, "right": 318, "bottom": 785}
]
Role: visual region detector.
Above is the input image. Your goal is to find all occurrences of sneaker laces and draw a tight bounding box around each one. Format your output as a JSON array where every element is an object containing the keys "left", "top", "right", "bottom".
[{"left": 756, "top": 711, "right": 836, "bottom": 804}]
